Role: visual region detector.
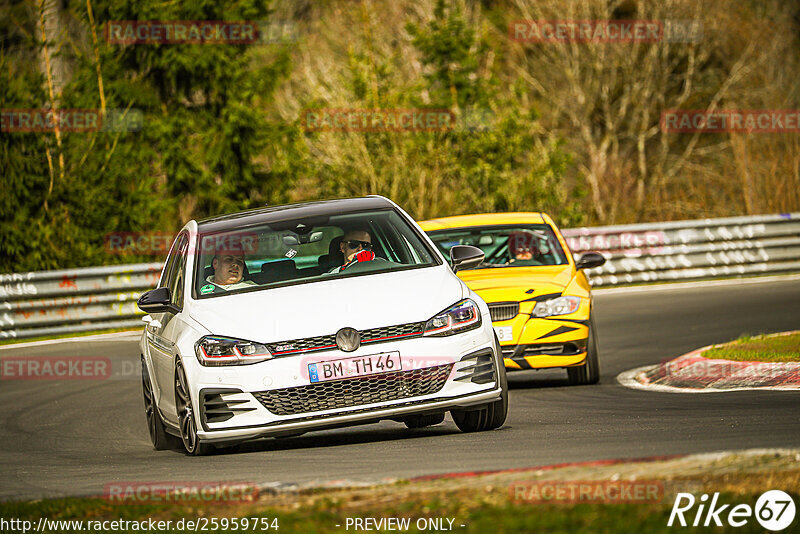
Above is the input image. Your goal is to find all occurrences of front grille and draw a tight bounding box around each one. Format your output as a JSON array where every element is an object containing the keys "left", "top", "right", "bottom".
[
  {"left": 268, "top": 333, "right": 337, "bottom": 355},
  {"left": 521, "top": 342, "right": 585, "bottom": 356},
  {"left": 488, "top": 302, "right": 519, "bottom": 322},
  {"left": 266, "top": 321, "right": 425, "bottom": 356},
  {"left": 360, "top": 323, "right": 424, "bottom": 344},
  {"left": 502, "top": 341, "right": 587, "bottom": 360},
  {"left": 253, "top": 364, "right": 453, "bottom": 416}
]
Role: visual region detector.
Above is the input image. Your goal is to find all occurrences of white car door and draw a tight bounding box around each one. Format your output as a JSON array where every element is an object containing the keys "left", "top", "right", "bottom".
[{"left": 145, "top": 233, "right": 187, "bottom": 424}]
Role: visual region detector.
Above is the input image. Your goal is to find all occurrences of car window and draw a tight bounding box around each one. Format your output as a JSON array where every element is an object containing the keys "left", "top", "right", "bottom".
[
  {"left": 169, "top": 234, "right": 189, "bottom": 308},
  {"left": 401, "top": 233, "right": 423, "bottom": 263},
  {"left": 158, "top": 234, "right": 183, "bottom": 289},
  {"left": 426, "top": 224, "right": 568, "bottom": 267},
  {"left": 193, "top": 208, "right": 437, "bottom": 298}
]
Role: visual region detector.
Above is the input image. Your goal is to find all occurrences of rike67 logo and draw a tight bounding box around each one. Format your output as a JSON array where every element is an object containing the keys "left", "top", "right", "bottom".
[{"left": 668, "top": 490, "right": 796, "bottom": 531}]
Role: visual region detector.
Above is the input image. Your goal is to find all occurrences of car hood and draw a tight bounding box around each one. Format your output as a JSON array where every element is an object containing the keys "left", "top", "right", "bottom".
[
  {"left": 456, "top": 265, "right": 574, "bottom": 303},
  {"left": 187, "top": 265, "right": 462, "bottom": 343}
]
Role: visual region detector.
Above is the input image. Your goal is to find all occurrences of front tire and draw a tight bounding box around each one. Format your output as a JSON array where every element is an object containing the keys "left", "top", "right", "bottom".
[
  {"left": 403, "top": 412, "right": 446, "bottom": 429},
  {"left": 567, "top": 318, "right": 600, "bottom": 385},
  {"left": 451, "top": 336, "right": 508, "bottom": 433},
  {"left": 175, "top": 359, "right": 213, "bottom": 456},
  {"left": 141, "top": 356, "right": 182, "bottom": 450}
]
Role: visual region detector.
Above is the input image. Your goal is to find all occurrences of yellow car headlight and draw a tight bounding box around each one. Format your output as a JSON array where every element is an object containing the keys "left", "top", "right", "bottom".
[{"left": 532, "top": 296, "right": 580, "bottom": 318}]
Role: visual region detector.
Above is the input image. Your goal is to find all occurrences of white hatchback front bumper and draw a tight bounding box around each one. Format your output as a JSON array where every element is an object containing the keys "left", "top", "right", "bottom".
[{"left": 185, "top": 326, "right": 502, "bottom": 444}]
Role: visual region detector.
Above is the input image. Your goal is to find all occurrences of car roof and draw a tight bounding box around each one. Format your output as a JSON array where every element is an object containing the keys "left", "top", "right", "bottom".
[
  {"left": 418, "top": 212, "right": 547, "bottom": 231},
  {"left": 197, "top": 196, "right": 395, "bottom": 233}
]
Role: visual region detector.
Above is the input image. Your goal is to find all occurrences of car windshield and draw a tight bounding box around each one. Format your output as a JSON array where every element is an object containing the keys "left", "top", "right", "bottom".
[
  {"left": 193, "top": 208, "right": 437, "bottom": 298},
  {"left": 427, "top": 224, "right": 568, "bottom": 268}
]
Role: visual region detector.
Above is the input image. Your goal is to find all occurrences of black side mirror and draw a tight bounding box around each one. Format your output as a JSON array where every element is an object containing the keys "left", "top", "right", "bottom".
[
  {"left": 575, "top": 252, "right": 606, "bottom": 270},
  {"left": 137, "top": 287, "right": 177, "bottom": 314},
  {"left": 450, "top": 245, "right": 485, "bottom": 273}
]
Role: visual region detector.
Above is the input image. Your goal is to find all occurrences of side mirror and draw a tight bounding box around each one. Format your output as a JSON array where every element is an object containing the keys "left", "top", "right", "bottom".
[
  {"left": 450, "top": 245, "right": 484, "bottom": 273},
  {"left": 575, "top": 252, "right": 606, "bottom": 270},
  {"left": 137, "top": 287, "right": 177, "bottom": 314}
]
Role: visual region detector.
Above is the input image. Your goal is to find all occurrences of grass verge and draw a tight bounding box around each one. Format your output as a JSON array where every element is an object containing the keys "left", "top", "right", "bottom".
[
  {"left": 2, "top": 459, "right": 798, "bottom": 533},
  {"left": 703, "top": 332, "right": 800, "bottom": 362}
]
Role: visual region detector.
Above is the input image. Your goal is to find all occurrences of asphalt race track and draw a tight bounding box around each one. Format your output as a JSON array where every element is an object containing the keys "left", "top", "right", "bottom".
[{"left": 1, "top": 277, "right": 799, "bottom": 502}]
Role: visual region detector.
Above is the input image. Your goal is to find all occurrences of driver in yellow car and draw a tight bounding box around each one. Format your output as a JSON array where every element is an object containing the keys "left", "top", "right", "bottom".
[{"left": 507, "top": 231, "right": 536, "bottom": 263}]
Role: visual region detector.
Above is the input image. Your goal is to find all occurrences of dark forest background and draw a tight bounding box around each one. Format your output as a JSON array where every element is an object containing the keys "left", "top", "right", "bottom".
[{"left": 2, "top": 0, "right": 799, "bottom": 272}]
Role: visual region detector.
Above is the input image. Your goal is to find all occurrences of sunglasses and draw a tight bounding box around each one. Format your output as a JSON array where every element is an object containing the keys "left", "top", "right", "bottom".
[{"left": 345, "top": 240, "right": 373, "bottom": 250}]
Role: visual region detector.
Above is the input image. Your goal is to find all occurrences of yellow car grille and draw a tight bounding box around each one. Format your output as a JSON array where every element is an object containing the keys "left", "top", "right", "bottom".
[{"left": 488, "top": 302, "right": 520, "bottom": 322}]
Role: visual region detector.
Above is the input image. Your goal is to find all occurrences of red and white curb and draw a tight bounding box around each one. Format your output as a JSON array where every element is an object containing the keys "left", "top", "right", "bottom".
[{"left": 617, "top": 332, "right": 800, "bottom": 393}]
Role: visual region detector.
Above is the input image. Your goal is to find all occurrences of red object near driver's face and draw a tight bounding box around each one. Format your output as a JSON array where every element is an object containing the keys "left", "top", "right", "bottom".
[{"left": 340, "top": 230, "right": 373, "bottom": 263}]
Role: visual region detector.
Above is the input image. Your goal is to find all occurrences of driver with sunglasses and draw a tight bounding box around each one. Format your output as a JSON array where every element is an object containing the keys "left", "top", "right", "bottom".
[{"left": 328, "top": 229, "right": 375, "bottom": 273}]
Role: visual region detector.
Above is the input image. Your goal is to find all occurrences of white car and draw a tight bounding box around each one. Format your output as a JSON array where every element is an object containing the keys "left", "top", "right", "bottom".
[{"left": 138, "top": 196, "right": 508, "bottom": 455}]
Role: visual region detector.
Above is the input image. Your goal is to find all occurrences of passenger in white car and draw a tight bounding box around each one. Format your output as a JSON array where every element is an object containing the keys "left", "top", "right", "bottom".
[{"left": 202, "top": 248, "right": 257, "bottom": 292}]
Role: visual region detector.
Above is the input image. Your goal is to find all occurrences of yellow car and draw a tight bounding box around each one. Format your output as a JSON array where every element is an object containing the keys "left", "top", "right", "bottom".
[{"left": 419, "top": 213, "right": 606, "bottom": 385}]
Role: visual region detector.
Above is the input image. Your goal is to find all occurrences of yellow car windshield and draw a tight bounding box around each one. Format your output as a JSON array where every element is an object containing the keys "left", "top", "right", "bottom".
[{"left": 427, "top": 224, "right": 568, "bottom": 267}]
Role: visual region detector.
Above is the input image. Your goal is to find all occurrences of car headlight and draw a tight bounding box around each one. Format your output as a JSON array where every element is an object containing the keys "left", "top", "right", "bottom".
[
  {"left": 423, "top": 299, "right": 482, "bottom": 337},
  {"left": 532, "top": 296, "right": 581, "bottom": 318},
  {"left": 195, "top": 336, "right": 273, "bottom": 366}
]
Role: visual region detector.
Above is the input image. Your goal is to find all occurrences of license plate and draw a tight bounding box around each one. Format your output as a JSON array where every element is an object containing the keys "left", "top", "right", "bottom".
[
  {"left": 308, "top": 352, "right": 402, "bottom": 383},
  {"left": 494, "top": 326, "right": 513, "bottom": 342}
]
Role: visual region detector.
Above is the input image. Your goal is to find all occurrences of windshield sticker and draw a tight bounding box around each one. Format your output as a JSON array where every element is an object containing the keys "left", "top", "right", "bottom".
[{"left": 200, "top": 284, "right": 215, "bottom": 294}]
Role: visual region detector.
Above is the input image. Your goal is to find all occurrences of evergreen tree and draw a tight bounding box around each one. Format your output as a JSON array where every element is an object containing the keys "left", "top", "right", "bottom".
[{"left": 0, "top": 0, "right": 296, "bottom": 271}]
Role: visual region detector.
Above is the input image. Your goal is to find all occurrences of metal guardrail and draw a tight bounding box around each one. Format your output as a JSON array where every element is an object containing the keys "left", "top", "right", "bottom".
[
  {"left": 562, "top": 213, "right": 800, "bottom": 286},
  {"left": 0, "top": 264, "right": 161, "bottom": 340},
  {"left": 1, "top": 213, "right": 798, "bottom": 339}
]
